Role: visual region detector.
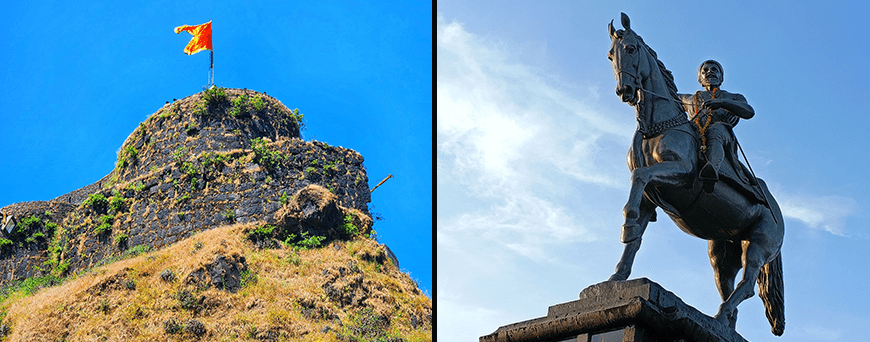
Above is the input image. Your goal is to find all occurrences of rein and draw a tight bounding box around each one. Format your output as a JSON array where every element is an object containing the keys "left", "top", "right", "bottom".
[
  {"left": 638, "top": 78, "right": 774, "bottom": 219},
  {"left": 634, "top": 88, "right": 689, "bottom": 138}
]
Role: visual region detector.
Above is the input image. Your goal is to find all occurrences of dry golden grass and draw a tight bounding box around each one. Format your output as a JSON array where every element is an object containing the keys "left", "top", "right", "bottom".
[{"left": 0, "top": 222, "right": 431, "bottom": 341}]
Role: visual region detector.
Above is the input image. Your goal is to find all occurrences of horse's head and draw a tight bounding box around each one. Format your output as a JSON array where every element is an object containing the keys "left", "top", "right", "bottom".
[{"left": 608, "top": 13, "right": 647, "bottom": 106}]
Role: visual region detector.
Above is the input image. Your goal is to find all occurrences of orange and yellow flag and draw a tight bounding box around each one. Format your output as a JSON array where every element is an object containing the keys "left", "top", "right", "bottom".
[{"left": 174, "top": 21, "right": 212, "bottom": 55}]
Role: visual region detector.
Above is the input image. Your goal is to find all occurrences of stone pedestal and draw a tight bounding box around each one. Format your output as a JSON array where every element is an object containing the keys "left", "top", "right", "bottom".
[{"left": 480, "top": 278, "right": 748, "bottom": 342}]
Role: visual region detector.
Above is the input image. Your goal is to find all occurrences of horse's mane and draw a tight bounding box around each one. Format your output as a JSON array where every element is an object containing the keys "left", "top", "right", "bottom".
[{"left": 634, "top": 34, "right": 679, "bottom": 102}]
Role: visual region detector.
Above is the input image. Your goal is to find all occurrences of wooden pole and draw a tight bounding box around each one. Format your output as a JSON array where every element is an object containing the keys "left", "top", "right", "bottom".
[{"left": 370, "top": 174, "right": 393, "bottom": 193}]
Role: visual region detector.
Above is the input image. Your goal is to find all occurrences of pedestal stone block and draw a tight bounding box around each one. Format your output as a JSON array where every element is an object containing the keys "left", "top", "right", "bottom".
[{"left": 480, "top": 278, "right": 748, "bottom": 342}]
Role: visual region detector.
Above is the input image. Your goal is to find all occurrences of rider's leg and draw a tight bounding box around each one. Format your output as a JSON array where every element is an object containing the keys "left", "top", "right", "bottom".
[{"left": 700, "top": 125, "right": 728, "bottom": 192}]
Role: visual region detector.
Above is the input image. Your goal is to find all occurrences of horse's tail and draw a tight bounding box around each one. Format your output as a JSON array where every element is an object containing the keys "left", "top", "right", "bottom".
[{"left": 757, "top": 251, "right": 785, "bottom": 336}]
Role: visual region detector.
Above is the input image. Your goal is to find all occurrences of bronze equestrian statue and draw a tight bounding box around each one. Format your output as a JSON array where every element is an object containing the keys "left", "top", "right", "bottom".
[{"left": 606, "top": 13, "right": 785, "bottom": 336}]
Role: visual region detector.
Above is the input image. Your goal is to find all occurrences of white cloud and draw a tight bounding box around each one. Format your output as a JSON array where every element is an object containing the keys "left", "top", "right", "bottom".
[
  {"left": 776, "top": 192, "right": 856, "bottom": 236},
  {"left": 437, "top": 16, "right": 633, "bottom": 264},
  {"left": 436, "top": 18, "right": 637, "bottom": 340}
]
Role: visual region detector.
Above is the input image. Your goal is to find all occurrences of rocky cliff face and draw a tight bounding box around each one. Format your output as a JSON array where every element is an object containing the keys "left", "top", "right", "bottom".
[{"left": 0, "top": 88, "right": 373, "bottom": 284}]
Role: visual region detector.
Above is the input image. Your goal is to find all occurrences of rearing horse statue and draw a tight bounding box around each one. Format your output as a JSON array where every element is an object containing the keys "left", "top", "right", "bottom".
[{"left": 606, "top": 13, "right": 785, "bottom": 336}]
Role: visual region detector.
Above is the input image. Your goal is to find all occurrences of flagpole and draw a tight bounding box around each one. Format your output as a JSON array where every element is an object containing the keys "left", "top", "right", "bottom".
[{"left": 209, "top": 50, "right": 214, "bottom": 88}]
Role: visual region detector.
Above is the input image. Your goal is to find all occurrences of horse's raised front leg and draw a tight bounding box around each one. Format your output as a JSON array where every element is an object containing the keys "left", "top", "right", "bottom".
[
  {"left": 623, "top": 159, "right": 693, "bottom": 236},
  {"left": 609, "top": 197, "right": 656, "bottom": 281}
]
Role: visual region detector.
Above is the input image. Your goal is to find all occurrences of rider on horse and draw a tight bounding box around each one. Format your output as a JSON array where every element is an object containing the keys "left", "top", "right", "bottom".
[{"left": 678, "top": 60, "right": 762, "bottom": 200}]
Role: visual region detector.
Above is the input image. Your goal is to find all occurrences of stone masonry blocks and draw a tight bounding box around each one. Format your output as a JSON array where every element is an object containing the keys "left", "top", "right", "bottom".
[{"left": 0, "top": 88, "right": 371, "bottom": 285}]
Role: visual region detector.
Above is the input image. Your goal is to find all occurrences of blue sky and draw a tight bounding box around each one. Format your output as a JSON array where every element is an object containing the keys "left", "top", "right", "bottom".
[
  {"left": 0, "top": 1, "right": 431, "bottom": 296},
  {"left": 438, "top": 1, "right": 870, "bottom": 341}
]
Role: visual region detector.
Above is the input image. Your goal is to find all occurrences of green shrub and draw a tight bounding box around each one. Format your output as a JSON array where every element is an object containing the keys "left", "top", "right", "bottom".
[
  {"left": 115, "top": 233, "right": 128, "bottom": 245},
  {"left": 193, "top": 101, "right": 208, "bottom": 116},
  {"left": 171, "top": 147, "right": 188, "bottom": 163},
  {"left": 296, "top": 232, "right": 326, "bottom": 250},
  {"left": 128, "top": 181, "right": 146, "bottom": 192},
  {"left": 94, "top": 214, "right": 114, "bottom": 235},
  {"left": 83, "top": 193, "right": 109, "bottom": 210},
  {"left": 181, "top": 161, "right": 197, "bottom": 176},
  {"left": 54, "top": 260, "right": 71, "bottom": 276},
  {"left": 251, "top": 94, "right": 266, "bottom": 111},
  {"left": 0, "top": 274, "right": 63, "bottom": 300},
  {"left": 117, "top": 145, "right": 138, "bottom": 168},
  {"left": 201, "top": 86, "right": 227, "bottom": 106},
  {"left": 109, "top": 190, "right": 126, "bottom": 213},
  {"left": 291, "top": 108, "right": 306, "bottom": 130},
  {"left": 17, "top": 216, "right": 41, "bottom": 233},
  {"left": 323, "top": 160, "right": 340, "bottom": 173},
  {"left": 342, "top": 215, "right": 359, "bottom": 237},
  {"left": 282, "top": 234, "right": 297, "bottom": 246},
  {"left": 25, "top": 232, "right": 46, "bottom": 244},
  {"left": 251, "top": 137, "right": 285, "bottom": 169},
  {"left": 44, "top": 222, "right": 58, "bottom": 235},
  {"left": 229, "top": 94, "right": 248, "bottom": 117},
  {"left": 201, "top": 152, "right": 229, "bottom": 172},
  {"left": 249, "top": 224, "right": 275, "bottom": 239},
  {"left": 278, "top": 191, "right": 290, "bottom": 206}
]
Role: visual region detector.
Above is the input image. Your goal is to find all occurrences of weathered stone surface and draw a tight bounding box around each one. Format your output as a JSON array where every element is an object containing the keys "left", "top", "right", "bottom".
[
  {"left": 0, "top": 88, "right": 372, "bottom": 285},
  {"left": 480, "top": 278, "right": 747, "bottom": 342},
  {"left": 207, "top": 254, "right": 247, "bottom": 293},
  {"left": 274, "top": 185, "right": 348, "bottom": 242}
]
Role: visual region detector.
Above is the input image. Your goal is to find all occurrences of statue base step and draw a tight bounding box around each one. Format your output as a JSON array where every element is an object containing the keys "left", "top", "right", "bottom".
[{"left": 480, "top": 278, "right": 748, "bottom": 342}]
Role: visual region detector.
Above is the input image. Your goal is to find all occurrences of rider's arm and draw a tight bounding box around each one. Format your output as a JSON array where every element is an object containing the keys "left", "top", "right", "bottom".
[
  {"left": 724, "top": 93, "right": 754, "bottom": 119},
  {"left": 704, "top": 93, "right": 754, "bottom": 119}
]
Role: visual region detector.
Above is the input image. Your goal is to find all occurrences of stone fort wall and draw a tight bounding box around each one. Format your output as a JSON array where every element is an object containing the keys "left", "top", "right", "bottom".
[{"left": 0, "top": 88, "right": 371, "bottom": 283}]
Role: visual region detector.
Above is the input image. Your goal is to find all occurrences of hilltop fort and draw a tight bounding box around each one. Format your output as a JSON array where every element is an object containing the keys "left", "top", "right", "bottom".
[
  {"left": 0, "top": 88, "right": 374, "bottom": 281},
  {"left": 0, "top": 88, "right": 428, "bottom": 340}
]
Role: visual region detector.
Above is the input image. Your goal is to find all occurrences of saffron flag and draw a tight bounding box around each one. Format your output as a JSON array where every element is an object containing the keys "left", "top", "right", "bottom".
[{"left": 174, "top": 21, "right": 212, "bottom": 55}]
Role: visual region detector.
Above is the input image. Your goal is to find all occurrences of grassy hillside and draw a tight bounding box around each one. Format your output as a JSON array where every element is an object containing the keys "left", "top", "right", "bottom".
[{"left": 0, "top": 221, "right": 431, "bottom": 341}]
